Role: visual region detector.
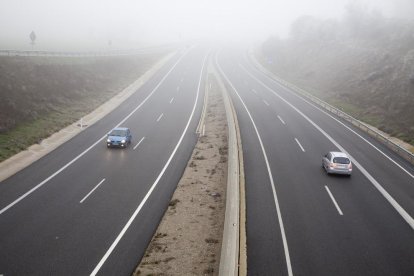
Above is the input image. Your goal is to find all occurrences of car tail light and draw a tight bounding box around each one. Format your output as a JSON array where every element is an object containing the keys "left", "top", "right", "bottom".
[
  {"left": 348, "top": 163, "right": 352, "bottom": 170},
  {"left": 330, "top": 163, "right": 336, "bottom": 168}
]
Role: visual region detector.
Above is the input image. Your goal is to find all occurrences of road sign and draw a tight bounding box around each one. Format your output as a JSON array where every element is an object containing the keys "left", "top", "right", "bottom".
[{"left": 30, "top": 31, "right": 36, "bottom": 45}]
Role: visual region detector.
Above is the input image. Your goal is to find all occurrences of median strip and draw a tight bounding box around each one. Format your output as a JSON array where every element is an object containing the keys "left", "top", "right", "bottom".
[{"left": 134, "top": 57, "right": 244, "bottom": 275}]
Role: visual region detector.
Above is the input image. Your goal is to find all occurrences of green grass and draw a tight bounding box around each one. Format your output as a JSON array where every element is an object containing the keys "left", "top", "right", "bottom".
[
  {"left": 326, "top": 99, "right": 364, "bottom": 119},
  {"left": 261, "top": 69, "right": 414, "bottom": 147},
  {"left": 0, "top": 52, "right": 167, "bottom": 163},
  {"left": 0, "top": 109, "right": 81, "bottom": 161},
  {"left": 298, "top": 86, "right": 414, "bottom": 146}
]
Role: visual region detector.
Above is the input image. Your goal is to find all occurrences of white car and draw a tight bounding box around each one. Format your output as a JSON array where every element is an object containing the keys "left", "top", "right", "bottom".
[{"left": 322, "top": 151, "right": 352, "bottom": 176}]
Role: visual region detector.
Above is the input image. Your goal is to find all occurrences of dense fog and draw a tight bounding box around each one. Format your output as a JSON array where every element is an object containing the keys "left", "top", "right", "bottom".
[{"left": 1, "top": 0, "right": 412, "bottom": 51}]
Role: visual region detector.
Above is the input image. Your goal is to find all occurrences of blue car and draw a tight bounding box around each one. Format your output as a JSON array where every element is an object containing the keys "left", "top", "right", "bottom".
[{"left": 106, "top": 127, "right": 132, "bottom": 148}]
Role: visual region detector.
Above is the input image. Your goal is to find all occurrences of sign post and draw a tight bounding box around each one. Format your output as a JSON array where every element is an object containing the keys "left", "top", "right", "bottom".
[{"left": 29, "top": 31, "right": 36, "bottom": 48}]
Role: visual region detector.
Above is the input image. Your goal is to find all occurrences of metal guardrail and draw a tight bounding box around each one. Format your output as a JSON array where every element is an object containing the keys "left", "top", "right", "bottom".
[
  {"left": 0, "top": 45, "right": 175, "bottom": 57},
  {"left": 250, "top": 53, "right": 414, "bottom": 165}
]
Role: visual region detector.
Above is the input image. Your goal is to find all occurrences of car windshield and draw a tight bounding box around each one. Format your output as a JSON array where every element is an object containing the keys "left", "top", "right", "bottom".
[
  {"left": 333, "top": 157, "right": 350, "bottom": 164},
  {"left": 109, "top": 129, "right": 126, "bottom": 137}
]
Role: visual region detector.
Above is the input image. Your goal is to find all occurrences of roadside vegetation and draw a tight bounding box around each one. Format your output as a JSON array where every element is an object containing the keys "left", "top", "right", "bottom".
[
  {"left": 0, "top": 53, "right": 165, "bottom": 162},
  {"left": 259, "top": 3, "right": 414, "bottom": 145}
]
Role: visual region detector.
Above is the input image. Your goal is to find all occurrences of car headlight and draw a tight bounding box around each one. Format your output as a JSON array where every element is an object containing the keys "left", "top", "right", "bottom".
[
  {"left": 121, "top": 139, "right": 126, "bottom": 143},
  {"left": 107, "top": 139, "right": 111, "bottom": 142}
]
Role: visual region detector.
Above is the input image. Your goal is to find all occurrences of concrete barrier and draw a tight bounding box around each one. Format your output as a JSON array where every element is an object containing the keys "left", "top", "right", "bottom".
[{"left": 211, "top": 56, "right": 246, "bottom": 276}]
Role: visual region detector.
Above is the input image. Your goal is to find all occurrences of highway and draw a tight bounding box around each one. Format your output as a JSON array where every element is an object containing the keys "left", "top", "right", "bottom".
[
  {"left": 2, "top": 44, "right": 414, "bottom": 276},
  {"left": 0, "top": 46, "right": 208, "bottom": 275},
  {"left": 216, "top": 48, "right": 414, "bottom": 276}
]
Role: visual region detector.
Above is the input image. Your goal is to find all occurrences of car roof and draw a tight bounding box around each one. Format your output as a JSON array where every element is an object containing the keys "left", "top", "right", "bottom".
[
  {"left": 330, "top": 151, "right": 349, "bottom": 158},
  {"left": 112, "top": 127, "right": 129, "bottom": 131}
]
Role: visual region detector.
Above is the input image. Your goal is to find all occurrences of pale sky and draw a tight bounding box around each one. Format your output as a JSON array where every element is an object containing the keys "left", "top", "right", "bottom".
[{"left": 0, "top": 0, "right": 411, "bottom": 50}]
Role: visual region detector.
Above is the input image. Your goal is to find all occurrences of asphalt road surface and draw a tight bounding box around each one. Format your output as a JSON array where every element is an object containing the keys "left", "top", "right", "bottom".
[
  {"left": 216, "top": 48, "right": 414, "bottom": 276},
  {"left": 0, "top": 46, "right": 209, "bottom": 275},
  {"left": 3, "top": 44, "right": 414, "bottom": 276}
]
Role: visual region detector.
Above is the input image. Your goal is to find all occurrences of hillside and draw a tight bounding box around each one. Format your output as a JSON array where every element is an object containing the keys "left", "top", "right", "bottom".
[
  {"left": 0, "top": 53, "right": 165, "bottom": 161},
  {"left": 260, "top": 6, "right": 414, "bottom": 144}
]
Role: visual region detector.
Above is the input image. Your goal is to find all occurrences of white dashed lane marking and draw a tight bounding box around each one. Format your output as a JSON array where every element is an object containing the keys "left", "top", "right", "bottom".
[
  {"left": 325, "top": 185, "right": 344, "bottom": 216},
  {"left": 156, "top": 113, "right": 164, "bottom": 122},
  {"left": 277, "top": 115, "right": 286, "bottom": 125},
  {"left": 80, "top": 178, "right": 106, "bottom": 204},
  {"left": 133, "top": 137, "right": 145, "bottom": 150},
  {"left": 294, "top": 138, "right": 305, "bottom": 152}
]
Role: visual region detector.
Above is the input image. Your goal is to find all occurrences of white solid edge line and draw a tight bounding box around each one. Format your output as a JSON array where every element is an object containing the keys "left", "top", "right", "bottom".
[
  {"left": 216, "top": 55, "right": 293, "bottom": 276},
  {"left": 156, "top": 113, "right": 164, "bottom": 122},
  {"left": 278, "top": 115, "right": 286, "bottom": 125},
  {"left": 169, "top": 97, "right": 174, "bottom": 104},
  {"left": 80, "top": 178, "right": 106, "bottom": 204},
  {"left": 294, "top": 138, "right": 306, "bottom": 152},
  {"left": 263, "top": 100, "right": 270, "bottom": 106},
  {"left": 133, "top": 137, "right": 145, "bottom": 150},
  {"left": 240, "top": 63, "right": 414, "bottom": 230},
  {"left": 0, "top": 49, "right": 191, "bottom": 216},
  {"left": 251, "top": 61, "right": 414, "bottom": 180},
  {"left": 90, "top": 54, "right": 208, "bottom": 276},
  {"left": 325, "top": 186, "right": 344, "bottom": 216}
]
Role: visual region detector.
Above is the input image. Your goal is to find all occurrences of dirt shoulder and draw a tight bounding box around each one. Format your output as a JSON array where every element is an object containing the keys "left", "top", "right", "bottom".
[{"left": 134, "top": 70, "right": 228, "bottom": 275}]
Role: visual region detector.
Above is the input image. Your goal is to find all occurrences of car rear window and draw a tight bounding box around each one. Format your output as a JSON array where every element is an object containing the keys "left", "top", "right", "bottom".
[{"left": 333, "top": 157, "right": 350, "bottom": 164}]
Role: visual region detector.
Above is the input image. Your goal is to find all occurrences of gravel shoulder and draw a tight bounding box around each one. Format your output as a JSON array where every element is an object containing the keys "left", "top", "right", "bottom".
[{"left": 134, "top": 68, "right": 228, "bottom": 275}]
